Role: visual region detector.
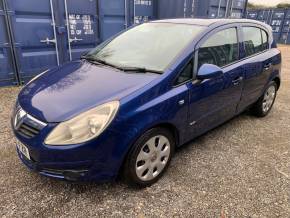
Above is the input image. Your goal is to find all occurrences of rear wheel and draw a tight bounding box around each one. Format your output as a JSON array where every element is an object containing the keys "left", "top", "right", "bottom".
[
  {"left": 123, "top": 128, "right": 174, "bottom": 187},
  {"left": 251, "top": 81, "right": 277, "bottom": 117}
]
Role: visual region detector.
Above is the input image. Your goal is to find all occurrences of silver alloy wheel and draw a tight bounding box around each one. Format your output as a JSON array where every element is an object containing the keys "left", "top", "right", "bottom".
[
  {"left": 135, "top": 135, "right": 171, "bottom": 181},
  {"left": 262, "top": 85, "right": 276, "bottom": 113}
]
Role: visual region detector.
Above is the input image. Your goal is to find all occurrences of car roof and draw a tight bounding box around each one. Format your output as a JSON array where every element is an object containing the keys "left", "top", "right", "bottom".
[{"left": 151, "top": 18, "right": 267, "bottom": 27}]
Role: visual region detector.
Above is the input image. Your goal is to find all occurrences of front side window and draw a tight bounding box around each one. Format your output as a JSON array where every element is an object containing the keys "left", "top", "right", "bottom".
[
  {"left": 242, "top": 27, "right": 268, "bottom": 57},
  {"left": 86, "top": 23, "right": 205, "bottom": 72},
  {"left": 198, "top": 28, "right": 239, "bottom": 68}
]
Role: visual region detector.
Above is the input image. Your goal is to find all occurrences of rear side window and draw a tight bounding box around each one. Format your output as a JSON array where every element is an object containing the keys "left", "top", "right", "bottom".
[
  {"left": 242, "top": 27, "right": 269, "bottom": 57},
  {"left": 198, "top": 28, "right": 239, "bottom": 68}
]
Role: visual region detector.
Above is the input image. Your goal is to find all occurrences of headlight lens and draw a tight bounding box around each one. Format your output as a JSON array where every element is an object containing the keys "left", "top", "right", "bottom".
[{"left": 45, "top": 101, "right": 119, "bottom": 145}]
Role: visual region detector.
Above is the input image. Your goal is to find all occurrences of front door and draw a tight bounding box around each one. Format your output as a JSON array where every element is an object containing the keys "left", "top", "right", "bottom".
[{"left": 186, "top": 26, "right": 244, "bottom": 139}]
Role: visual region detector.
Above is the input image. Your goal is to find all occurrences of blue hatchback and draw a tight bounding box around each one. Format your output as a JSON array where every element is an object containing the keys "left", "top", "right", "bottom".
[{"left": 12, "top": 19, "right": 281, "bottom": 186}]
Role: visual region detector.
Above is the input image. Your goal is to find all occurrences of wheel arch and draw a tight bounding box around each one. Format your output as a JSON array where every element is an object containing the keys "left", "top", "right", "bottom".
[
  {"left": 117, "top": 122, "right": 180, "bottom": 179},
  {"left": 273, "top": 77, "right": 281, "bottom": 90}
]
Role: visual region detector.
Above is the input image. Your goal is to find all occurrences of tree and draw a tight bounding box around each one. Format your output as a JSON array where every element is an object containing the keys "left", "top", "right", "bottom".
[
  {"left": 247, "top": 2, "right": 267, "bottom": 9},
  {"left": 276, "top": 3, "right": 290, "bottom": 8}
]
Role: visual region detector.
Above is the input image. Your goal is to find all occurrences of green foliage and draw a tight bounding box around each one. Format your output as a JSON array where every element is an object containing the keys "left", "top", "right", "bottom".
[
  {"left": 247, "top": 2, "right": 267, "bottom": 9},
  {"left": 276, "top": 3, "right": 290, "bottom": 8}
]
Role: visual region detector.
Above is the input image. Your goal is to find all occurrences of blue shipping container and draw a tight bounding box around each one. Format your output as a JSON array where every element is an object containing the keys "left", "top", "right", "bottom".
[
  {"left": 0, "top": 0, "right": 155, "bottom": 85},
  {"left": 0, "top": 0, "right": 18, "bottom": 86},
  {"left": 247, "top": 8, "right": 290, "bottom": 44},
  {"left": 1, "top": 0, "right": 246, "bottom": 87}
]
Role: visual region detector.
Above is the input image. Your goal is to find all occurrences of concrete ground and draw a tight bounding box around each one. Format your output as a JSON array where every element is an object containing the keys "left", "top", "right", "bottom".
[{"left": 0, "top": 46, "right": 289, "bottom": 218}]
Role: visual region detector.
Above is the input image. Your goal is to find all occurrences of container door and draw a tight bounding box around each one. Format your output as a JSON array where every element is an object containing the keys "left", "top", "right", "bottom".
[
  {"left": 230, "top": 9, "right": 242, "bottom": 18},
  {"left": 0, "top": 0, "right": 18, "bottom": 86},
  {"left": 98, "top": 0, "right": 126, "bottom": 42},
  {"left": 133, "top": 0, "right": 154, "bottom": 24},
  {"left": 281, "top": 10, "right": 290, "bottom": 44},
  {"left": 270, "top": 10, "right": 286, "bottom": 43},
  {"left": 158, "top": 0, "right": 190, "bottom": 19},
  {"left": 63, "top": 0, "right": 99, "bottom": 61},
  {"left": 6, "top": 0, "right": 60, "bottom": 83},
  {"left": 211, "top": 0, "right": 227, "bottom": 8},
  {"left": 246, "top": 11, "right": 258, "bottom": 19},
  {"left": 229, "top": 0, "right": 245, "bottom": 18}
]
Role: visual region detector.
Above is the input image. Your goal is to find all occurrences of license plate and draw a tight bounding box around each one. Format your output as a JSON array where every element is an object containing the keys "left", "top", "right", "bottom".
[{"left": 17, "top": 142, "right": 31, "bottom": 160}]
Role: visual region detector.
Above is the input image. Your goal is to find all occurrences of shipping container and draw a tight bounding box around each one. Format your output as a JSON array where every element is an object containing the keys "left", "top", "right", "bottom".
[
  {"left": 245, "top": 10, "right": 258, "bottom": 19},
  {"left": 0, "top": 0, "right": 247, "bottom": 87},
  {"left": 0, "top": 0, "right": 18, "bottom": 86},
  {"left": 247, "top": 8, "right": 290, "bottom": 44}
]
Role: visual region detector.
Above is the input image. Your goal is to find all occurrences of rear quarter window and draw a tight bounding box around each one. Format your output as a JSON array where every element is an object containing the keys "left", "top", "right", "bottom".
[{"left": 242, "top": 26, "right": 269, "bottom": 57}]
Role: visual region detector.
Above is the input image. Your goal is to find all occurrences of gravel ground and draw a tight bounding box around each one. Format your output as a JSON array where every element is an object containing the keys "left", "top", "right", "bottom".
[{"left": 0, "top": 46, "right": 289, "bottom": 218}]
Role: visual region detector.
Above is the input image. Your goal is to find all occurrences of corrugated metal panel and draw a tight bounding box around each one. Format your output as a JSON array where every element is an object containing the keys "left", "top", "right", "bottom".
[
  {"left": 246, "top": 10, "right": 258, "bottom": 19},
  {"left": 157, "top": 0, "right": 190, "bottom": 19},
  {"left": 63, "top": 0, "right": 99, "bottom": 61},
  {"left": 0, "top": 0, "right": 18, "bottom": 86},
  {"left": 0, "top": 0, "right": 248, "bottom": 87},
  {"left": 247, "top": 8, "right": 290, "bottom": 44},
  {"left": 4, "top": 0, "right": 100, "bottom": 83},
  {"left": 98, "top": 0, "right": 126, "bottom": 41},
  {"left": 281, "top": 9, "right": 290, "bottom": 44},
  {"left": 6, "top": 0, "right": 61, "bottom": 83},
  {"left": 133, "top": 0, "right": 155, "bottom": 24},
  {"left": 270, "top": 9, "right": 286, "bottom": 43},
  {"left": 192, "top": 0, "right": 245, "bottom": 19}
]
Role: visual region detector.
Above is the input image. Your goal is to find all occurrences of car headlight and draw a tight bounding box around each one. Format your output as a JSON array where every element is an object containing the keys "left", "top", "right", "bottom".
[{"left": 45, "top": 101, "right": 119, "bottom": 145}]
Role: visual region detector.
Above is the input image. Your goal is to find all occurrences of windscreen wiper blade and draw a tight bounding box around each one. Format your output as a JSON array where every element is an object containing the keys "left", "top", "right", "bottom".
[
  {"left": 119, "top": 67, "right": 163, "bottom": 74},
  {"left": 81, "top": 56, "right": 117, "bottom": 68},
  {"left": 81, "top": 57, "right": 163, "bottom": 74}
]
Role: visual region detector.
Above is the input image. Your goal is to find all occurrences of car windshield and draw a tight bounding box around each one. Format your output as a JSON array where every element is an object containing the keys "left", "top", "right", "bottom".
[{"left": 85, "top": 23, "right": 205, "bottom": 73}]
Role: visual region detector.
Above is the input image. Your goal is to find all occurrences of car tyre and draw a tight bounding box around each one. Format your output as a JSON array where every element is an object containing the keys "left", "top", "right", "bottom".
[
  {"left": 123, "top": 127, "right": 175, "bottom": 187},
  {"left": 251, "top": 81, "right": 277, "bottom": 117}
]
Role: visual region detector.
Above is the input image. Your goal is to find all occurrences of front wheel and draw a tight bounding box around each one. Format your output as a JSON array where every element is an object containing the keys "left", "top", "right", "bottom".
[
  {"left": 251, "top": 81, "right": 277, "bottom": 117},
  {"left": 123, "top": 128, "right": 175, "bottom": 187}
]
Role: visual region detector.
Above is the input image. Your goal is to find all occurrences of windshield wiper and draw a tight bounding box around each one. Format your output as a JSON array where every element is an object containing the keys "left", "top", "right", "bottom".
[
  {"left": 81, "top": 56, "right": 163, "bottom": 74},
  {"left": 81, "top": 56, "right": 119, "bottom": 69},
  {"left": 119, "top": 67, "right": 163, "bottom": 74}
]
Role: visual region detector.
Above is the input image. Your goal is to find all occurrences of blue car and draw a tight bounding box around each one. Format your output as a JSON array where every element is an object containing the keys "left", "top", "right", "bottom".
[{"left": 12, "top": 19, "right": 281, "bottom": 187}]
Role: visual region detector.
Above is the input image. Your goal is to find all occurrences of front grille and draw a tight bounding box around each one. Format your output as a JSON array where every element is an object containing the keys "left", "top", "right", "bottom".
[
  {"left": 13, "top": 106, "right": 47, "bottom": 139},
  {"left": 17, "top": 122, "right": 40, "bottom": 138}
]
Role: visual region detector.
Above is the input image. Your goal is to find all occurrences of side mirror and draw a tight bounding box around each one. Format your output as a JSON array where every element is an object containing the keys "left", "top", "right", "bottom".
[{"left": 197, "top": 64, "right": 223, "bottom": 80}]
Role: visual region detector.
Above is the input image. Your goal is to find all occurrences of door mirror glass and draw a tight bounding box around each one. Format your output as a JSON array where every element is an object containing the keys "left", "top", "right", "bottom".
[{"left": 197, "top": 64, "right": 223, "bottom": 80}]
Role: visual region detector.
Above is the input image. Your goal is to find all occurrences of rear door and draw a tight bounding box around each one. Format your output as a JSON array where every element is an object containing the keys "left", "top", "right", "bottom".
[
  {"left": 237, "top": 25, "right": 274, "bottom": 112},
  {"left": 186, "top": 25, "right": 244, "bottom": 139}
]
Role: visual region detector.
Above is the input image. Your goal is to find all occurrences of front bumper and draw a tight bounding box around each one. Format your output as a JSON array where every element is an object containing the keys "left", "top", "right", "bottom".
[
  {"left": 13, "top": 119, "right": 135, "bottom": 182},
  {"left": 17, "top": 147, "right": 92, "bottom": 181}
]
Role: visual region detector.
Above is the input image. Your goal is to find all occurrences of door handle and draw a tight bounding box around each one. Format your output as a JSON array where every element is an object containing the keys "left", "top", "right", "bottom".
[
  {"left": 263, "top": 63, "right": 272, "bottom": 71},
  {"left": 232, "top": 76, "right": 243, "bottom": 86},
  {"left": 40, "top": 37, "right": 57, "bottom": 45},
  {"left": 69, "top": 37, "right": 83, "bottom": 43}
]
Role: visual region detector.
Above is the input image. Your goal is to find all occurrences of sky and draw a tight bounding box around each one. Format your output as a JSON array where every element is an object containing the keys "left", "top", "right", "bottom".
[{"left": 248, "top": 0, "right": 290, "bottom": 6}]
